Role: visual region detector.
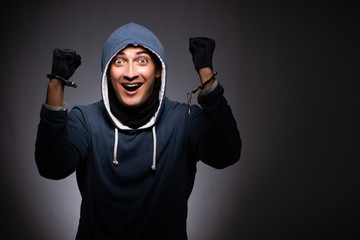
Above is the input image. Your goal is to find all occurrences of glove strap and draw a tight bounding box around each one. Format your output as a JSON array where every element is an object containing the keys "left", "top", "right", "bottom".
[
  {"left": 46, "top": 74, "right": 77, "bottom": 88},
  {"left": 187, "top": 71, "right": 217, "bottom": 114}
]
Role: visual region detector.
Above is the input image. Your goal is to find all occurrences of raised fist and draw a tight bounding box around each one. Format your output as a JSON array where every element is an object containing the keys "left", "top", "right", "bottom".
[
  {"left": 50, "top": 48, "right": 81, "bottom": 80},
  {"left": 189, "top": 37, "right": 215, "bottom": 71}
]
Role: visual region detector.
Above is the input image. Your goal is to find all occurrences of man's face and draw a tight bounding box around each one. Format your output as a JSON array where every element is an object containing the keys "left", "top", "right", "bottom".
[{"left": 108, "top": 46, "right": 161, "bottom": 108}]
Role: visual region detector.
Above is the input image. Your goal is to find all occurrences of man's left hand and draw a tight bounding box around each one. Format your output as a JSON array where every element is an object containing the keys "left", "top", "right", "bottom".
[{"left": 189, "top": 37, "right": 215, "bottom": 72}]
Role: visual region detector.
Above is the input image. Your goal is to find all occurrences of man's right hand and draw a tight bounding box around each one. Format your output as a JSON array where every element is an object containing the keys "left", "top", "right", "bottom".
[
  {"left": 50, "top": 48, "right": 81, "bottom": 80},
  {"left": 45, "top": 49, "right": 81, "bottom": 107}
]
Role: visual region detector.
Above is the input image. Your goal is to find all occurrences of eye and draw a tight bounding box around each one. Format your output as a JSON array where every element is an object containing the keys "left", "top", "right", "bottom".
[
  {"left": 114, "top": 59, "right": 125, "bottom": 65},
  {"left": 138, "top": 58, "right": 149, "bottom": 64}
]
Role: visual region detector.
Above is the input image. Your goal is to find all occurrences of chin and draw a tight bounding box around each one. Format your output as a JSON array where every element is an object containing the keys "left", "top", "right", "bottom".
[{"left": 121, "top": 99, "right": 144, "bottom": 108}]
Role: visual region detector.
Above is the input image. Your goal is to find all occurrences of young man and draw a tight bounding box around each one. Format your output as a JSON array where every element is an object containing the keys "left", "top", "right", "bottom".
[{"left": 35, "top": 22, "right": 241, "bottom": 239}]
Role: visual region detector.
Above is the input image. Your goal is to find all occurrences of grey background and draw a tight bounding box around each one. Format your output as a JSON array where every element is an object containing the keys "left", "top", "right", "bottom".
[{"left": 1, "top": 1, "right": 359, "bottom": 239}]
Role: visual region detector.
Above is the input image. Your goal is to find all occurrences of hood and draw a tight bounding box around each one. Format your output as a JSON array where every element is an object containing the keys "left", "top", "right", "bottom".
[{"left": 101, "top": 22, "right": 167, "bottom": 130}]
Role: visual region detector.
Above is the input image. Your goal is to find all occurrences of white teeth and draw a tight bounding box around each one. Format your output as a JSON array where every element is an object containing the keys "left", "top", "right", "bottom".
[{"left": 125, "top": 84, "right": 141, "bottom": 87}]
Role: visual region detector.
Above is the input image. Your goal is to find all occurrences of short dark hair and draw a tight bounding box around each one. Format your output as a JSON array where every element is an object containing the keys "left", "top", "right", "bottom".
[{"left": 148, "top": 49, "right": 162, "bottom": 74}]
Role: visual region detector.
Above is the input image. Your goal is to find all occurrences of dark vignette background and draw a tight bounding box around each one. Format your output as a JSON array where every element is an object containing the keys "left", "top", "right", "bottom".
[{"left": 1, "top": 1, "right": 359, "bottom": 239}]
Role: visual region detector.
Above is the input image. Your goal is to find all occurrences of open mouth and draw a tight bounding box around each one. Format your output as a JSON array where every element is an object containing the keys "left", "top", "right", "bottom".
[{"left": 121, "top": 83, "right": 143, "bottom": 92}]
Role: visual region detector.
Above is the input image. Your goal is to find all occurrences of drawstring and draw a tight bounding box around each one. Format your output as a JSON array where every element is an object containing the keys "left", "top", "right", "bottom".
[
  {"left": 151, "top": 126, "right": 157, "bottom": 170},
  {"left": 113, "top": 128, "right": 119, "bottom": 166},
  {"left": 112, "top": 126, "right": 157, "bottom": 171}
]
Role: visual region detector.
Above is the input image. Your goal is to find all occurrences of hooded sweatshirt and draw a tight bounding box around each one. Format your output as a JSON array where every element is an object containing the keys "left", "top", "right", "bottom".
[{"left": 35, "top": 22, "right": 241, "bottom": 240}]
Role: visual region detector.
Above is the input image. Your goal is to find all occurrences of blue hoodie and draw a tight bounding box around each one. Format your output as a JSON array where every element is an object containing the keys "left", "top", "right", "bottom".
[{"left": 35, "top": 22, "right": 241, "bottom": 239}]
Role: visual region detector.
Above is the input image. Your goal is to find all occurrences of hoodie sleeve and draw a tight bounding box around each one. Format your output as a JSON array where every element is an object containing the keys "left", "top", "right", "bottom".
[
  {"left": 35, "top": 105, "right": 89, "bottom": 180},
  {"left": 188, "top": 83, "right": 241, "bottom": 169}
]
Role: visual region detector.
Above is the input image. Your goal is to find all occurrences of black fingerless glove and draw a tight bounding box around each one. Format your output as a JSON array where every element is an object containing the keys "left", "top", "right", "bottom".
[
  {"left": 189, "top": 37, "right": 216, "bottom": 71},
  {"left": 49, "top": 48, "right": 81, "bottom": 80}
]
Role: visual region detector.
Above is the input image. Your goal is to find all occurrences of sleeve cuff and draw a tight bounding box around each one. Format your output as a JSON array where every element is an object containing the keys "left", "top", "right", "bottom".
[
  {"left": 199, "top": 80, "right": 218, "bottom": 95},
  {"left": 43, "top": 103, "right": 68, "bottom": 111}
]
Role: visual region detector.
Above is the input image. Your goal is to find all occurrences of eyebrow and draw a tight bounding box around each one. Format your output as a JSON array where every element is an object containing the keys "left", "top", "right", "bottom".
[{"left": 117, "top": 50, "right": 150, "bottom": 56}]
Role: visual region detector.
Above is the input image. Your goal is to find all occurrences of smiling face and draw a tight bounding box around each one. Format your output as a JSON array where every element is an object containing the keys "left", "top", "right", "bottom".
[{"left": 108, "top": 45, "right": 161, "bottom": 108}]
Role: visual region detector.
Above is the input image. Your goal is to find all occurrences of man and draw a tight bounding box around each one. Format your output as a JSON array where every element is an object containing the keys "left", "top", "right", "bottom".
[{"left": 35, "top": 22, "right": 241, "bottom": 239}]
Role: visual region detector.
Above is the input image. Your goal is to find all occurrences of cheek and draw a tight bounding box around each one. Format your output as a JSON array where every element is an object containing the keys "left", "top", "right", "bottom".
[
  {"left": 138, "top": 68, "right": 153, "bottom": 78},
  {"left": 109, "top": 66, "right": 119, "bottom": 79},
  {"left": 108, "top": 72, "right": 122, "bottom": 94}
]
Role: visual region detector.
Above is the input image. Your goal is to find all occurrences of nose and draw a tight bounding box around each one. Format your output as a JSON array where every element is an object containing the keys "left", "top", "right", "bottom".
[{"left": 124, "top": 63, "right": 139, "bottom": 81}]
